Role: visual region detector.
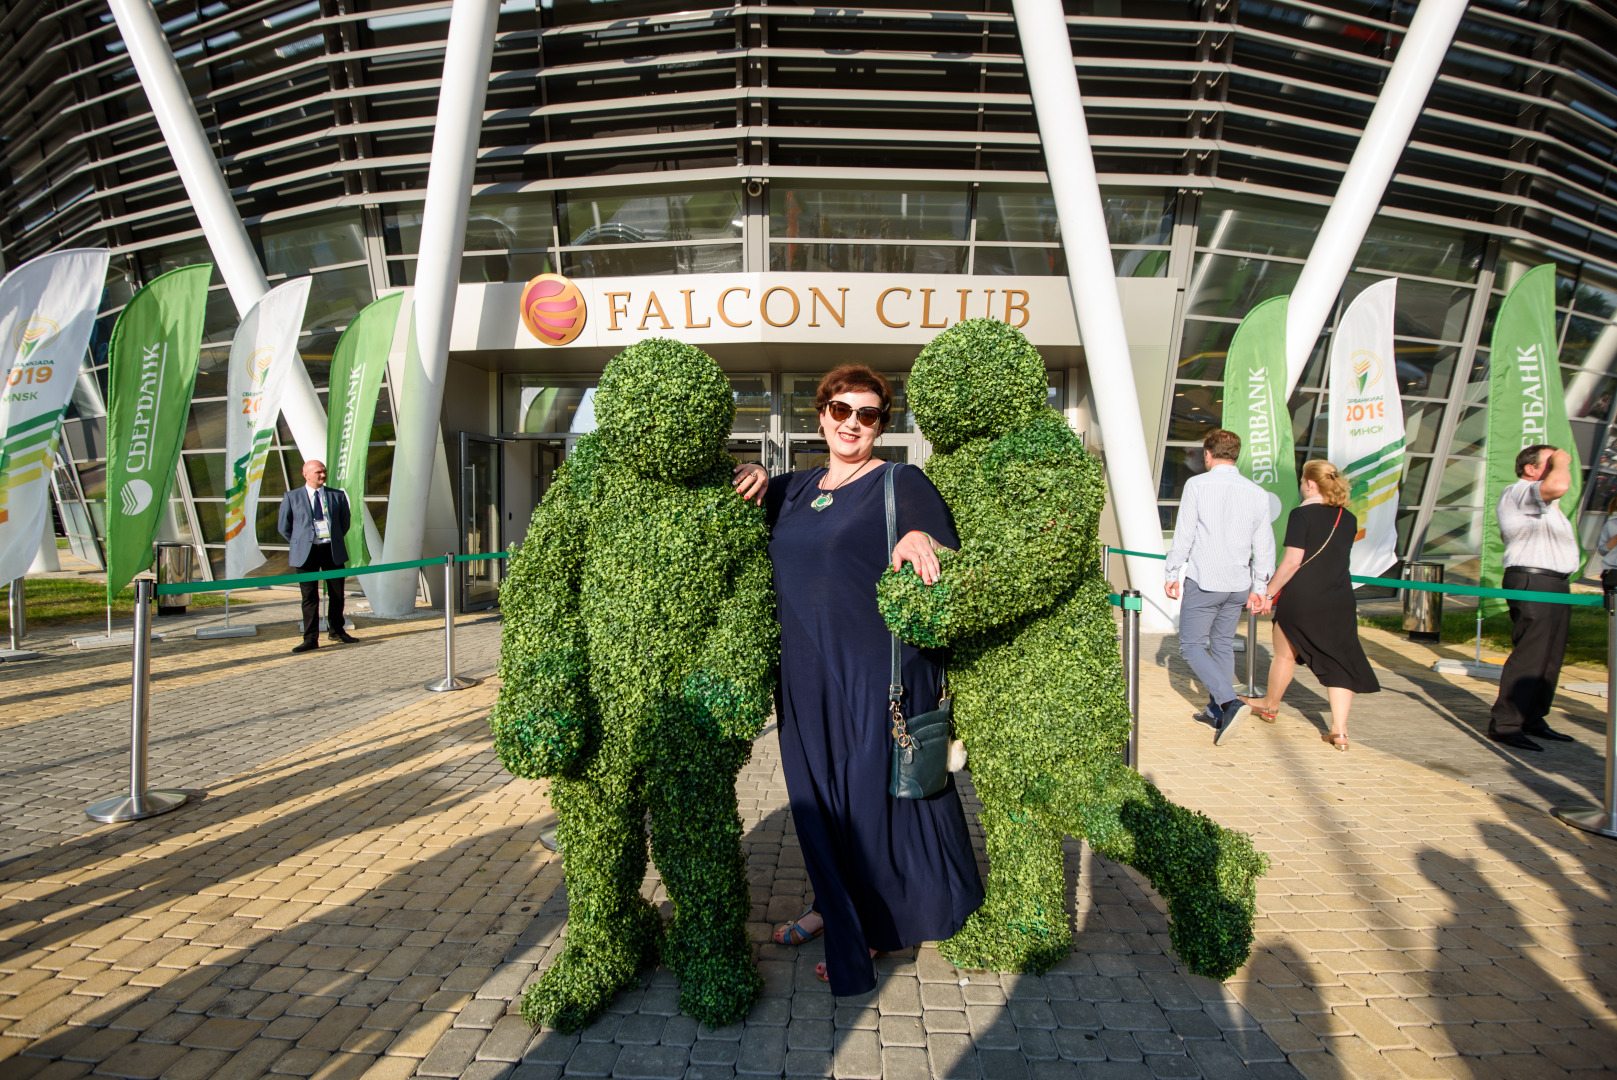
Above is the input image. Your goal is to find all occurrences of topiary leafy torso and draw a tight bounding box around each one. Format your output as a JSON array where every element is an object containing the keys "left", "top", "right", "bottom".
[
  {"left": 878, "top": 319, "right": 1267, "bottom": 981},
  {"left": 492, "top": 339, "right": 777, "bottom": 1032}
]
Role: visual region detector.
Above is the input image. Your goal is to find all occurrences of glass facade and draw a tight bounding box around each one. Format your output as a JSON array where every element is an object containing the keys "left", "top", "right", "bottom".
[{"left": 7, "top": 0, "right": 1617, "bottom": 584}]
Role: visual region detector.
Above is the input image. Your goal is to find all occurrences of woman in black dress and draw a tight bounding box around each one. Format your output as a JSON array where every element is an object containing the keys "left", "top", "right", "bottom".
[
  {"left": 1238, "top": 459, "right": 1379, "bottom": 751},
  {"left": 732, "top": 365, "right": 984, "bottom": 994}
]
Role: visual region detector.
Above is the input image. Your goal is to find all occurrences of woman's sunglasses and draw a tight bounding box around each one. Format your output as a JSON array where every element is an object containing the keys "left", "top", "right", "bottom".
[{"left": 820, "top": 401, "right": 887, "bottom": 428}]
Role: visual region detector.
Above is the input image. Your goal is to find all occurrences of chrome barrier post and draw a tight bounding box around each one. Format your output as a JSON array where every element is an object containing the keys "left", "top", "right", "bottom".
[
  {"left": 1122, "top": 589, "right": 1141, "bottom": 769},
  {"left": 2, "top": 577, "right": 39, "bottom": 661},
  {"left": 87, "top": 579, "right": 188, "bottom": 823},
  {"left": 1245, "top": 606, "right": 1258, "bottom": 696},
  {"left": 427, "top": 553, "right": 479, "bottom": 692},
  {"left": 1553, "top": 591, "right": 1617, "bottom": 839}
]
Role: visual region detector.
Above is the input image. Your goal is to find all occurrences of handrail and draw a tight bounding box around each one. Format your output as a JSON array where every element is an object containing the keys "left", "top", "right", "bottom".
[
  {"left": 1101, "top": 546, "right": 1602, "bottom": 607},
  {"left": 153, "top": 551, "right": 510, "bottom": 596}
]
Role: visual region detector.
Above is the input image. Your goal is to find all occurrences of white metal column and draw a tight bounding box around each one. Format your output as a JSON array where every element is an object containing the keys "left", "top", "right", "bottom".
[
  {"left": 1284, "top": 0, "right": 1469, "bottom": 394},
  {"left": 110, "top": 0, "right": 392, "bottom": 576},
  {"left": 108, "top": 0, "right": 330, "bottom": 465},
  {"left": 369, "top": 0, "right": 499, "bottom": 618},
  {"left": 1011, "top": 0, "right": 1172, "bottom": 631}
]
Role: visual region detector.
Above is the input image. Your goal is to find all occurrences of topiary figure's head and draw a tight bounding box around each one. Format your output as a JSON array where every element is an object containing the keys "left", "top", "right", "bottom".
[
  {"left": 595, "top": 338, "right": 735, "bottom": 481},
  {"left": 910, "top": 318, "right": 1047, "bottom": 452}
]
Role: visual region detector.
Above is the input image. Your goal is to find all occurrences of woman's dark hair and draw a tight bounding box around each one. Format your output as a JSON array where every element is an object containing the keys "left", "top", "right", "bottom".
[{"left": 815, "top": 365, "right": 893, "bottom": 431}]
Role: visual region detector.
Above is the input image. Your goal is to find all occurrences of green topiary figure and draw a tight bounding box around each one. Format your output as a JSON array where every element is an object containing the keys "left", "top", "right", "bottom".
[
  {"left": 491, "top": 338, "right": 777, "bottom": 1032},
  {"left": 876, "top": 319, "right": 1268, "bottom": 982}
]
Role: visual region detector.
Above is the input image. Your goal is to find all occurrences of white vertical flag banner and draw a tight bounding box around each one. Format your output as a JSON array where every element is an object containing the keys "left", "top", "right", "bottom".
[
  {"left": 1327, "top": 277, "right": 1404, "bottom": 583},
  {"left": 224, "top": 277, "right": 311, "bottom": 579},
  {"left": 0, "top": 249, "right": 111, "bottom": 584}
]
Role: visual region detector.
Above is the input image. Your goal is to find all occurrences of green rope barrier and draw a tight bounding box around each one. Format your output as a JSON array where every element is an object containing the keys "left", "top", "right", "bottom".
[
  {"left": 1101, "top": 545, "right": 1603, "bottom": 607},
  {"left": 154, "top": 551, "right": 511, "bottom": 596},
  {"left": 1108, "top": 593, "right": 1143, "bottom": 610}
]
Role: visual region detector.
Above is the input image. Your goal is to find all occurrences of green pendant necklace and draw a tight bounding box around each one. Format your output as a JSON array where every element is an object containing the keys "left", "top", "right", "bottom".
[{"left": 811, "top": 460, "right": 874, "bottom": 512}]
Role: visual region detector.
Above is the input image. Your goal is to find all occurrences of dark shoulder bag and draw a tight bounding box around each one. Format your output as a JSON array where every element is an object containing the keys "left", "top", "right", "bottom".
[{"left": 885, "top": 463, "right": 953, "bottom": 799}]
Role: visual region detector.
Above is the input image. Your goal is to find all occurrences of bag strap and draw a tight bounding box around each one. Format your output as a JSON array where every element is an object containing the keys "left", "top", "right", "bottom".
[
  {"left": 1297, "top": 507, "right": 1344, "bottom": 571},
  {"left": 885, "top": 462, "right": 902, "bottom": 706}
]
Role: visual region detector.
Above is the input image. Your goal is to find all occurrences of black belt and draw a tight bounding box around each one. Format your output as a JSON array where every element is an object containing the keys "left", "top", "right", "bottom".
[{"left": 1504, "top": 566, "right": 1569, "bottom": 580}]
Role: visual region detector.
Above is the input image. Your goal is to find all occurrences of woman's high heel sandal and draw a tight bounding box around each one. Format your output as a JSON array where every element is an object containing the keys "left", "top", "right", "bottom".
[
  {"left": 1324, "top": 732, "right": 1348, "bottom": 752},
  {"left": 1239, "top": 698, "right": 1278, "bottom": 723}
]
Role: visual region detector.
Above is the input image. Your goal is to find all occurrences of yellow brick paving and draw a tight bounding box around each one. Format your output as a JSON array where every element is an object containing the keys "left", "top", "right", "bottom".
[
  {"left": 0, "top": 616, "right": 438, "bottom": 731},
  {"left": 0, "top": 616, "right": 1611, "bottom": 1079}
]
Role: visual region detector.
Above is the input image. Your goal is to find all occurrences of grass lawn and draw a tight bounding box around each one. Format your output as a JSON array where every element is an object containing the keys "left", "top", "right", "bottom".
[
  {"left": 2, "top": 578, "right": 245, "bottom": 630},
  {"left": 1359, "top": 605, "right": 1610, "bottom": 671}
]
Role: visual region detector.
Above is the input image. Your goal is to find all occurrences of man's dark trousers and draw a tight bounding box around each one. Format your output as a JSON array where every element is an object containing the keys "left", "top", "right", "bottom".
[
  {"left": 1488, "top": 567, "right": 1571, "bottom": 738},
  {"left": 298, "top": 544, "right": 345, "bottom": 646}
]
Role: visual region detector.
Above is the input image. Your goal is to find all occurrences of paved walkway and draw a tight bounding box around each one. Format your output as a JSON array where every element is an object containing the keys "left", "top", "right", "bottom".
[{"left": 0, "top": 602, "right": 1614, "bottom": 1080}]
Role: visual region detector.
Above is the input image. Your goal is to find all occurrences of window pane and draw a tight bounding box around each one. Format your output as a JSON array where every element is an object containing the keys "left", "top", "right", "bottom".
[
  {"left": 1404, "top": 401, "right": 1446, "bottom": 455},
  {"left": 502, "top": 375, "right": 599, "bottom": 435},
  {"left": 972, "top": 247, "right": 1065, "bottom": 276},
  {"left": 258, "top": 209, "right": 366, "bottom": 275},
  {"left": 466, "top": 193, "right": 554, "bottom": 252},
  {"left": 184, "top": 453, "right": 227, "bottom": 500},
  {"left": 1177, "top": 320, "right": 1235, "bottom": 382},
  {"left": 730, "top": 376, "right": 770, "bottom": 435},
  {"left": 563, "top": 188, "right": 743, "bottom": 246},
  {"left": 1185, "top": 254, "right": 1301, "bottom": 320},
  {"left": 562, "top": 245, "right": 743, "bottom": 277},
  {"left": 1168, "top": 384, "right": 1222, "bottom": 440},
  {"left": 769, "top": 243, "right": 965, "bottom": 274},
  {"left": 1196, "top": 192, "right": 1322, "bottom": 259},
  {"left": 1402, "top": 455, "right": 1431, "bottom": 507},
  {"left": 770, "top": 184, "right": 968, "bottom": 242},
  {"left": 1436, "top": 457, "right": 1485, "bottom": 507},
  {"left": 1423, "top": 509, "right": 1483, "bottom": 556},
  {"left": 1450, "top": 405, "right": 1486, "bottom": 456},
  {"left": 1355, "top": 217, "right": 1483, "bottom": 282},
  {"left": 1393, "top": 343, "right": 1460, "bottom": 399}
]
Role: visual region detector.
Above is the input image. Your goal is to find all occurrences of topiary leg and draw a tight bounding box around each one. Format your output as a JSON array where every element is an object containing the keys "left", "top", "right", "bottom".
[
  {"left": 940, "top": 794, "right": 1071, "bottom": 974},
  {"left": 522, "top": 774, "right": 662, "bottom": 1033},
  {"left": 1048, "top": 760, "right": 1267, "bottom": 983},
  {"left": 649, "top": 737, "right": 760, "bottom": 1028}
]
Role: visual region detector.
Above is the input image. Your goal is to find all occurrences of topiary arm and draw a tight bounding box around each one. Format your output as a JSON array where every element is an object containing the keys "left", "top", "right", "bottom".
[
  {"left": 490, "top": 451, "right": 597, "bottom": 779},
  {"left": 879, "top": 431, "right": 1099, "bottom": 648},
  {"left": 683, "top": 538, "right": 779, "bottom": 744}
]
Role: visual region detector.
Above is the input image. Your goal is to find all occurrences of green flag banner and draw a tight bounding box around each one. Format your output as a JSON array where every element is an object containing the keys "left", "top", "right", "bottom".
[
  {"left": 104, "top": 264, "right": 210, "bottom": 603},
  {"left": 1222, "top": 295, "right": 1296, "bottom": 551},
  {"left": 326, "top": 292, "right": 402, "bottom": 567},
  {"left": 1481, "top": 263, "right": 1583, "bottom": 615}
]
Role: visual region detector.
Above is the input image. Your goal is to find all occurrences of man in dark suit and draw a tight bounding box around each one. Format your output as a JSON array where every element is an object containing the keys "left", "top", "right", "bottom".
[{"left": 278, "top": 459, "right": 358, "bottom": 654}]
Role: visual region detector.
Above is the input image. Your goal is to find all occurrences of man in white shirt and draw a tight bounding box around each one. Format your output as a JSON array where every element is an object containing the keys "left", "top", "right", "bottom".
[
  {"left": 1163, "top": 429, "right": 1276, "bottom": 745},
  {"left": 276, "top": 459, "right": 357, "bottom": 654},
  {"left": 1488, "top": 444, "right": 1580, "bottom": 751}
]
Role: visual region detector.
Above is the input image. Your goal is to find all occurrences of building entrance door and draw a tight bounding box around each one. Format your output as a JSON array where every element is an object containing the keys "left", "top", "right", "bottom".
[{"left": 459, "top": 432, "right": 506, "bottom": 611}]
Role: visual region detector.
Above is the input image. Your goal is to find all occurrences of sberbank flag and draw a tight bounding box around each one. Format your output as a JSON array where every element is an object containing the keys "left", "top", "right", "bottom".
[
  {"left": 1222, "top": 295, "right": 1296, "bottom": 552},
  {"left": 326, "top": 292, "right": 402, "bottom": 567},
  {"left": 104, "top": 265, "right": 210, "bottom": 603},
  {"left": 1481, "top": 263, "right": 1583, "bottom": 615}
]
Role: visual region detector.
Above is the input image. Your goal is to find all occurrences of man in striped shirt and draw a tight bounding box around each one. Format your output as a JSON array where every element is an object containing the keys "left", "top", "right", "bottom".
[{"left": 1164, "top": 429, "right": 1276, "bottom": 745}]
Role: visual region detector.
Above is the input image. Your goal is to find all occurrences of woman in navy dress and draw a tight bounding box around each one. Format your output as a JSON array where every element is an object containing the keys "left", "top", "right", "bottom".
[{"left": 734, "top": 365, "right": 984, "bottom": 994}]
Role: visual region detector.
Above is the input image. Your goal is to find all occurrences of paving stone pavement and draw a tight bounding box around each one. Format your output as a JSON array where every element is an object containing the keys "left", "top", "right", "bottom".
[
  {"left": 0, "top": 607, "right": 1614, "bottom": 1080},
  {"left": 0, "top": 589, "right": 498, "bottom": 864}
]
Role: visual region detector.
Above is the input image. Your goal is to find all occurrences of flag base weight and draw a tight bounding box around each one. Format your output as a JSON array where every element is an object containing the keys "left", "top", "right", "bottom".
[
  {"left": 73, "top": 632, "right": 164, "bottom": 650},
  {"left": 1553, "top": 805, "right": 1617, "bottom": 839},
  {"left": 196, "top": 625, "right": 257, "bottom": 639},
  {"left": 86, "top": 789, "right": 189, "bottom": 824},
  {"left": 0, "top": 649, "right": 41, "bottom": 662},
  {"left": 427, "top": 675, "right": 480, "bottom": 693},
  {"left": 1431, "top": 659, "right": 1502, "bottom": 680}
]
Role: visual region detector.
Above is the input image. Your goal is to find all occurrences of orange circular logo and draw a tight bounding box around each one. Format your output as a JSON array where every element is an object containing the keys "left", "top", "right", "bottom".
[{"left": 521, "top": 273, "right": 587, "bottom": 347}]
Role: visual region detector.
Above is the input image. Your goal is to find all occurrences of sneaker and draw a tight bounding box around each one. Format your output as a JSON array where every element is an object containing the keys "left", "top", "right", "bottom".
[{"left": 1213, "top": 700, "right": 1250, "bottom": 746}]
